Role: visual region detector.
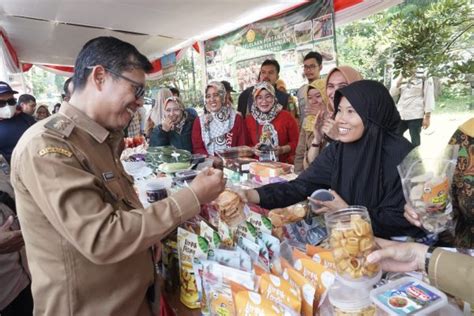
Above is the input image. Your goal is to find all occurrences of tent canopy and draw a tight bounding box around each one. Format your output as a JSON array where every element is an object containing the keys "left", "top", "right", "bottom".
[{"left": 0, "top": 0, "right": 401, "bottom": 68}]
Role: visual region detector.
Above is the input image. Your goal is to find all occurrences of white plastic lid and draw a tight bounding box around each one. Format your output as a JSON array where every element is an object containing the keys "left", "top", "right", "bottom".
[
  {"left": 369, "top": 276, "right": 448, "bottom": 315},
  {"left": 329, "top": 279, "right": 373, "bottom": 311},
  {"left": 146, "top": 181, "right": 166, "bottom": 190}
]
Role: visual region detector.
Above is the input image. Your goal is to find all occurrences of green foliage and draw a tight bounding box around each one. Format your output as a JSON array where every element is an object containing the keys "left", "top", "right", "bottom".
[{"left": 337, "top": 0, "right": 473, "bottom": 83}]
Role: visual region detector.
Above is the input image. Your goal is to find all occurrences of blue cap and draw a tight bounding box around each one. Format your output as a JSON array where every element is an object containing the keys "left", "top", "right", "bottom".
[{"left": 0, "top": 81, "right": 18, "bottom": 95}]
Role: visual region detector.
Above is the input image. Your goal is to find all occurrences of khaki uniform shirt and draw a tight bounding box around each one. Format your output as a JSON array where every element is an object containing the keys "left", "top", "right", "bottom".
[
  {"left": 11, "top": 102, "right": 200, "bottom": 316},
  {"left": 428, "top": 248, "right": 474, "bottom": 305}
]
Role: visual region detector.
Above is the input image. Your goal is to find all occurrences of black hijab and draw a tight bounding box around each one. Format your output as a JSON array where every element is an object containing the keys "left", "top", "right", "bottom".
[
  {"left": 329, "top": 80, "right": 420, "bottom": 237},
  {"left": 257, "top": 80, "right": 424, "bottom": 237}
]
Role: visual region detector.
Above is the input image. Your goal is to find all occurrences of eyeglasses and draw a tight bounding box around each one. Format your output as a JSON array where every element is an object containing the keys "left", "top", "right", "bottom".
[
  {"left": 304, "top": 64, "right": 319, "bottom": 70},
  {"left": 86, "top": 66, "right": 145, "bottom": 100},
  {"left": 0, "top": 98, "right": 17, "bottom": 108}
]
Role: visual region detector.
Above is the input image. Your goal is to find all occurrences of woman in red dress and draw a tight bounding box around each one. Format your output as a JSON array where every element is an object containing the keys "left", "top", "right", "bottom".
[{"left": 245, "top": 82, "right": 299, "bottom": 163}]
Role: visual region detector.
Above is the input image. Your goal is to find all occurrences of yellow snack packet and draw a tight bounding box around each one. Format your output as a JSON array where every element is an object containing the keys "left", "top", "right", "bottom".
[
  {"left": 281, "top": 258, "right": 315, "bottom": 316},
  {"left": 258, "top": 273, "right": 302, "bottom": 313},
  {"left": 292, "top": 248, "right": 335, "bottom": 308},
  {"left": 306, "top": 244, "right": 336, "bottom": 270}
]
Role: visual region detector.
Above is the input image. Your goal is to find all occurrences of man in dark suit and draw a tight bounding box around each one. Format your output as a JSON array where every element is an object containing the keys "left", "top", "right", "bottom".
[{"left": 237, "top": 59, "right": 289, "bottom": 117}]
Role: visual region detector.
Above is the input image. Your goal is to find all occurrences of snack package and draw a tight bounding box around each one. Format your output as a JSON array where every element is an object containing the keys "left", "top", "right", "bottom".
[
  {"left": 218, "top": 218, "right": 235, "bottom": 248},
  {"left": 281, "top": 257, "right": 316, "bottom": 316},
  {"left": 237, "top": 236, "right": 260, "bottom": 263},
  {"left": 202, "top": 272, "right": 235, "bottom": 316},
  {"left": 214, "top": 190, "right": 248, "bottom": 227},
  {"left": 247, "top": 210, "right": 273, "bottom": 234},
  {"left": 258, "top": 272, "right": 302, "bottom": 313},
  {"left": 203, "top": 261, "right": 256, "bottom": 291},
  {"left": 284, "top": 215, "right": 328, "bottom": 249},
  {"left": 398, "top": 146, "right": 458, "bottom": 233},
  {"left": 235, "top": 223, "right": 270, "bottom": 268},
  {"left": 292, "top": 248, "right": 335, "bottom": 307},
  {"left": 306, "top": 245, "right": 336, "bottom": 270},
  {"left": 161, "top": 238, "right": 180, "bottom": 294},
  {"left": 200, "top": 203, "right": 220, "bottom": 227},
  {"left": 249, "top": 162, "right": 294, "bottom": 177},
  {"left": 207, "top": 248, "right": 241, "bottom": 269},
  {"left": 200, "top": 220, "right": 222, "bottom": 248},
  {"left": 232, "top": 284, "right": 299, "bottom": 316},
  {"left": 235, "top": 246, "right": 253, "bottom": 272},
  {"left": 177, "top": 227, "right": 209, "bottom": 308}
]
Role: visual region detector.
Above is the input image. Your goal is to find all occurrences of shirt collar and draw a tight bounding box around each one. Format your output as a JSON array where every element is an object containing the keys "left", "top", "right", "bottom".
[{"left": 59, "top": 101, "right": 110, "bottom": 143}]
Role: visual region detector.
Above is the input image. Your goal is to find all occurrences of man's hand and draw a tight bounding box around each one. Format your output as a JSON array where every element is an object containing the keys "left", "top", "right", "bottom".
[
  {"left": 189, "top": 168, "right": 226, "bottom": 204},
  {"left": 0, "top": 216, "right": 24, "bottom": 254},
  {"left": 367, "top": 238, "right": 428, "bottom": 272},
  {"left": 422, "top": 114, "right": 430, "bottom": 129}
]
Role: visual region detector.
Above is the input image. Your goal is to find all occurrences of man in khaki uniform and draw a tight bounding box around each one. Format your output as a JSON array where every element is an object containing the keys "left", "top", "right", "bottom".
[{"left": 11, "top": 36, "right": 225, "bottom": 316}]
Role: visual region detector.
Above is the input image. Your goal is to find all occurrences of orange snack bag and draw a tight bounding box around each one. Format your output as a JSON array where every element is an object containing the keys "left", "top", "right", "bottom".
[
  {"left": 306, "top": 245, "right": 336, "bottom": 270},
  {"left": 258, "top": 272, "right": 302, "bottom": 313},
  {"left": 281, "top": 258, "right": 315, "bottom": 316},
  {"left": 232, "top": 289, "right": 297, "bottom": 316},
  {"left": 292, "top": 248, "right": 335, "bottom": 307}
]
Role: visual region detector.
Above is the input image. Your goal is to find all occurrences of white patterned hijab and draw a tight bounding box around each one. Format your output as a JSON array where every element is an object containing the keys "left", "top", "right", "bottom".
[{"left": 200, "top": 81, "right": 236, "bottom": 155}]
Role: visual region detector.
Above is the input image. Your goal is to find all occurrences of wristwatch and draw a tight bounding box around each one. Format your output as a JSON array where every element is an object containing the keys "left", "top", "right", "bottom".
[{"left": 424, "top": 246, "right": 436, "bottom": 273}]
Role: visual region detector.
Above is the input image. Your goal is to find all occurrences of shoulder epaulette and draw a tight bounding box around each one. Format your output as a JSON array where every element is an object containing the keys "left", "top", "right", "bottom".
[{"left": 44, "top": 115, "right": 75, "bottom": 138}]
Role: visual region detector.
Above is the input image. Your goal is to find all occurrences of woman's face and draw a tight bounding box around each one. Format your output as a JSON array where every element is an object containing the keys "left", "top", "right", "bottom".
[
  {"left": 205, "top": 86, "right": 222, "bottom": 112},
  {"left": 307, "top": 88, "right": 324, "bottom": 112},
  {"left": 326, "top": 70, "right": 348, "bottom": 107},
  {"left": 335, "top": 97, "right": 364, "bottom": 143},
  {"left": 164, "top": 102, "right": 183, "bottom": 123},
  {"left": 255, "top": 89, "right": 274, "bottom": 113},
  {"left": 36, "top": 107, "right": 49, "bottom": 120}
]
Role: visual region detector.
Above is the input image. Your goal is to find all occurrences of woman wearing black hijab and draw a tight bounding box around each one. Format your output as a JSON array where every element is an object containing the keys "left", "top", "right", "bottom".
[{"left": 243, "top": 80, "right": 424, "bottom": 238}]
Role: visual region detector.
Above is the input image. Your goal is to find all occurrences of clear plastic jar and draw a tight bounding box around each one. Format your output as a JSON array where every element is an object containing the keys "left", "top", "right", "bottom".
[
  {"left": 324, "top": 206, "right": 381, "bottom": 284},
  {"left": 328, "top": 280, "right": 377, "bottom": 316}
]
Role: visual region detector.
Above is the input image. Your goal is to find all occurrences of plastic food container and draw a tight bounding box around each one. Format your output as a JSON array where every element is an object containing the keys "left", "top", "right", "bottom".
[
  {"left": 370, "top": 276, "right": 448, "bottom": 315},
  {"left": 328, "top": 279, "right": 377, "bottom": 316},
  {"left": 324, "top": 206, "right": 381, "bottom": 285}
]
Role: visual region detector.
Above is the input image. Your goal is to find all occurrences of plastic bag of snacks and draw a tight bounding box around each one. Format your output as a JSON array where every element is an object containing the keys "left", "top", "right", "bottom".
[
  {"left": 281, "top": 258, "right": 316, "bottom": 316},
  {"left": 398, "top": 146, "right": 458, "bottom": 233},
  {"left": 177, "top": 227, "right": 209, "bottom": 308},
  {"left": 214, "top": 189, "right": 249, "bottom": 227}
]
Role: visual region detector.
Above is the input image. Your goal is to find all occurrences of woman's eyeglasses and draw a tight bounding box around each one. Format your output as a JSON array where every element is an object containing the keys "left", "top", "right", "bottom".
[{"left": 0, "top": 98, "right": 17, "bottom": 108}]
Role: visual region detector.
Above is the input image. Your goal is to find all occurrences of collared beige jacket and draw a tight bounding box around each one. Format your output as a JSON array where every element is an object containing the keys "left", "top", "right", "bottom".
[{"left": 11, "top": 102, "right": 200, "bottom": 316}]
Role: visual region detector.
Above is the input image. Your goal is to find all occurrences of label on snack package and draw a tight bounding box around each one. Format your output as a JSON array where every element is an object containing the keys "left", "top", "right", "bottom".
[{"left": 376, "top": 281, "right": 442, "bottom": 314}]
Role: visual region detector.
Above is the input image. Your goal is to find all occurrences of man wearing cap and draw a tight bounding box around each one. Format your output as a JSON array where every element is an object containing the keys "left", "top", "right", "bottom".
[
  {"left": 0, "top": 82, "right": 36, "bottom": 164},
  {"left": 11, "top": 36, "right": 225, "bottom": 315}
]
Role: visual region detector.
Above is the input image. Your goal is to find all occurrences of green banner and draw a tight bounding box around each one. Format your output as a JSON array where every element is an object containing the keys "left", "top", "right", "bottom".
[{"left": 205, "top": 1, "right": 336, "bottom": 91}]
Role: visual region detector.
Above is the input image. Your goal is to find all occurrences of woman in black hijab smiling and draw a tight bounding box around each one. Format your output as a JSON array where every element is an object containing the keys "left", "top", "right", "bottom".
[{"left": 243, "top": 80, "right": 424, "bottom": 238}]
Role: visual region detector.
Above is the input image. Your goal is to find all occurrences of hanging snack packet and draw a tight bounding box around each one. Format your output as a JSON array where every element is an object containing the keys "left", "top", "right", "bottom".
[
  {"left": 177, "top": 227, "right": 209, "bottom": 309},
  {"left": 281, "top": 257, "right": 316, "bottom": 316},
  {"left": 202, "top": 272, "right": 235, "bottom": 316},
  {"left": 200, "top": 220, "right": 222, "bottom": 248},
  {"left": 214, "top": 189, "right": 248, "bottom": 226},
  {"left": 235, "top": 246, "right": 253, "bottom": 272}
]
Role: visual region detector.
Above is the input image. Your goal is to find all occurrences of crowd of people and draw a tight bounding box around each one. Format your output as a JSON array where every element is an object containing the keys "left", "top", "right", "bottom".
[{"left": 0, "top": 36, "right": 472, "bottom": 316}]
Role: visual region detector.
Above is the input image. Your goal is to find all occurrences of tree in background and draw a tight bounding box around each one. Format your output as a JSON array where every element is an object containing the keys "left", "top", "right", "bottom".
[{"left": 337, "top": 0, "right": 472, "bottom": 83}]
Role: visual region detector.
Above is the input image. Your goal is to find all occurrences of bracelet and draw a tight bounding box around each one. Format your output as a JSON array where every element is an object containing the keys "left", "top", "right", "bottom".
[{"left": 424, "top": 246, "right": 436, "bottom": 273}]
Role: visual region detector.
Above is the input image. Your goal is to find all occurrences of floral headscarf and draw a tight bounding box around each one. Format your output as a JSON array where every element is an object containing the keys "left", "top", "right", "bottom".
[
  {"left": 251, "top": 81, "right": 282, "bottom": 147},
  {"left": 199, "top": 81, "right": 236, "bottom": 155}
]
